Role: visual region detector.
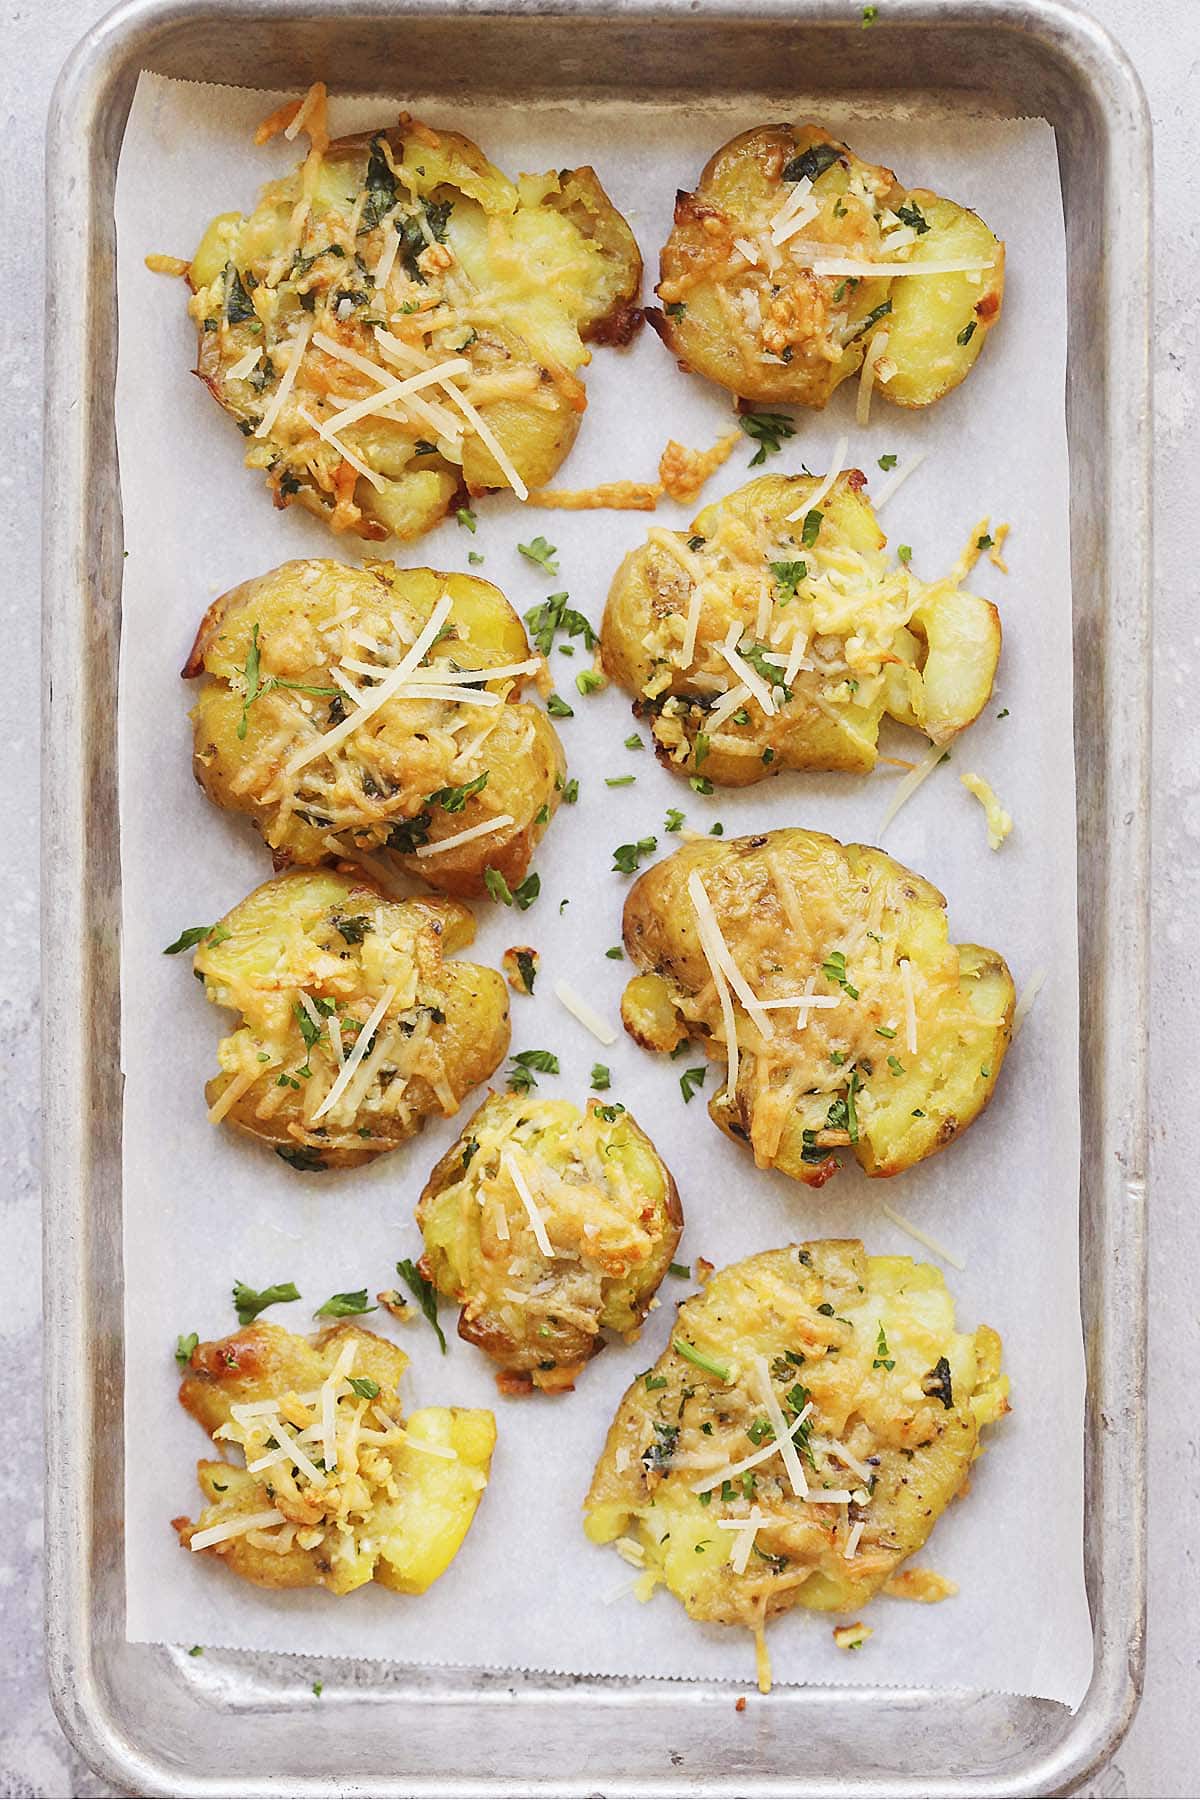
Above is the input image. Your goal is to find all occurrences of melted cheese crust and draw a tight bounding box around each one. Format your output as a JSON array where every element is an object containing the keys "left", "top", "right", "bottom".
[
  {"left": 620, "top": 829, "right": 1014, "bottom": 1186},
  {"left": 194, "top": 867, "right": 510, "bottom": 1169},
  {"left": 584, "top": 1241, "right": 1009, "bottom": 1659},
  {"left": 188, "top": 559, "right": 566, "bottom": 898},
  {"left": 187, "top": 120, "right": 641, "bottom": 540},
  {"left": 600, "top": 471, "right": 1001, "bottom": 785},
  {"left": 175, "top": 1321, "right": 495, "bottom": 1595},
  {"left": 416, "top": 1092, "right": 682, "bottom": 1392}
]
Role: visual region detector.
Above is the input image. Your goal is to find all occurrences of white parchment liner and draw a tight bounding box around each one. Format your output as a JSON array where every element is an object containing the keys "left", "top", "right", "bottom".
[{"left": 115, "top": 72, "right": 1090, "bottom": 1705}]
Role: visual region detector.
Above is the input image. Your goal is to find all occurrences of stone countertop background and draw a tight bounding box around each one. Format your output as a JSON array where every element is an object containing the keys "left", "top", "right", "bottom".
[{"left": 2, "top": 0, "right": 1189, "bottom": 1792}]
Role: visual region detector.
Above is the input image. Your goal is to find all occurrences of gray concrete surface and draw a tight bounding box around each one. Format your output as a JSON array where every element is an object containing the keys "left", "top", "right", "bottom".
[{"left": 1, "top": 0, "right": 1189, "bottom": 1792}]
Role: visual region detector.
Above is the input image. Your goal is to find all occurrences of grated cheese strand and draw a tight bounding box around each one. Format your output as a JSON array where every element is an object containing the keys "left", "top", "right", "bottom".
[
  {"left": 880, "top": 1199, "right": 966, "bottom": 1271},
  {"left": 856, "top": 330, "right": 889, "bottom": 428},
  {"left": 690, "top": 1403, "right": 813, "bottom": 1494},
  {"left": 255, "top": 317, "right": 313, "bottom": 439},
  {"left": 687, "top": 872, "right": 775, "bottom": 1040},
  {"left": 1012, "top": 967, "right": 1048, "bottom": 1038},
  {"left": 311, "top": 983, "right": 398, "bottom": 1123},
  {"left": 189, "top": 1508, "right": 286, "bottom": 1552},
  {"left": 786, "top": 435, "right": 848, "bottom": 524},
  {"left": 879, "top": 738, "right": 946, "bottom": 834},
  {"left": 716, "top": 631, "right": 777, "bottom": 719},
  {"left": 873, "top": 451, "right": 927, "bottom": 510},
  {"left": 554, "top": 979, "right": 619, "bottom": 1046},
  {"left": 414, "top": 813, "right": 514, "bottom": 859},
  {"left": 503, "top": 1153, "right": 553, "bottom": 1257},
  {"left": 286, "top": 591, "right": 453, "bottom": 775},
  {"left": 807, "top": 256, "right": 996, "bottom": 278},
  {"left": 751, "top": 1353, "right": 809, "bottom": 1498}
]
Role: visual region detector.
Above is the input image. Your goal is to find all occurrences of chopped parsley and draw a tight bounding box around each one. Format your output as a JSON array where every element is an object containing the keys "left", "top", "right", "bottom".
[
  {"left": 770, "top": 560, "right": 807, "bottom": 600},
  {"left": 665, "top": 808, "right": 685, "bottom": 833},
  {"left": 518, "top": 535, "right": 559, "bottom": 575},
  {"left": 977, "top": 533, "right": 994, "bottom": 551},
  {"left": 314, "top": 1289, "right": 376, "bottom": 1319},
  {"left": 563, "top": 777, "right": 579, "bottom": 803},
  {"left": 595, "top": 1102, "right": 625, "bottom": 1122},
  {"left": 875, "top": 1024, "right": 896, "bottom": 1040},
  {"left": 674, "top": 1339, "right": 731, "bottom": 1383},
  {"left": 624, "top": 734, "right": 644, "bottom": 750},
  {"left": 576, "top": 669, "right": 605, "bottom": 697},
  {"left": 484, "top": 868, "right": 540, "bottom": 910},
  {"left": 234, "top": 623, "right": 338, "bottom": 740},
  {"left": 395, "top": 1258, "right": 447, "bottom": 1353},
  {"left": 664, "top": 301, "right": 688, "bottom": 319},
  {"left": 669, "top": 1263, "right": 690, "bottom": 1279},
  {"left": 873, "top": 1324, "right": 895, "bottom": 1371},
  {"left": 163, "top": 922, "right": 231, "bottom": 956},
  {"left": 781, "top": 142, "right": 841, "bottom": 185},
  {"left": 897, "top": 544, "right": 913, "bottom": 566},
  {"left": 347, "top": 1375, "right": 381, "bottom": 1400},
  {"left": 846, "top": 297, "right": 893, "bottom": 343},
  {"left": 174, "top": 1331, "right": 198, "bottom": 1366},
  {"left": 612, "top": 836, "right": 657, "bottom": 874},
  {"left": 680, "top": 1066, "right": 707, "bottom": 1103},
  {"left": 427, "top": 771, "right": 488, "bottom": 813},
  {"left": 232, "top": 1280, "right": 300, "bottom": 1326},
  {"left": 456, "top": 507, "right": 477, "bottom": 532},
  {"left": 739, "top": 410, "right": 796, "bottom": 466},
  {"left": 690, "top": 775, "right": 714, "bottom": 796},
  {"left": 887, "top": 1054, "right": 905, "bottom": 1076},
  {"left": 590, "top": 1063, "right": 611, "bottom": 1090},
  {"left": 524, "top": 590, "right": 597, "bottom": 656},
  {"left": 896, "top": 200, "right": 930, "bottom": 235},
  {"left": 546, "top": 692, "right": 574, "bottom": 718},
  {"left": 800, "top": 509, "right": 824, "bottom": 549},
  {"left": 878, "top": 453, "right": 898, "bottom": 471},
  {"left": 821, "top": 949, "right": 860, "bottom": 999},
  {"left": 513, "top": 949, "right": 537, "bottom": 994},
  {"left": 957, "top": 321, "right": 977, "bottom": 346},
  {"left": 605, "top": 944, "right": 624, "bottom": 959},
  {"left": 997, "top": 708, "right": 1009, "bottom": 720},
  {"left": 506, "top": 1048, "right": 560, "bottom": 1093}
]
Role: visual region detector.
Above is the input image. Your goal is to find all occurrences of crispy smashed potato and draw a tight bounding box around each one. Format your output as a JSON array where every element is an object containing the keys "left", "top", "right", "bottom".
[
  {"left": 192, "top": 867, "right": 509, "bottom": 1169},
  {"left": 651, "top": 124, "right": 1003, "bottom": 411},
  {"left": 186, "top": 560, "right": 567, "bottom": 898},
  {"left": 184, "top": 113, "right": 640, "bottom": 540},
  {"left": 601, "top": 470, "right": 1000, "bottom": 784},
  {"left": 620, "top": 829, "right": 1013, "bottom": 1185},
  {"left": 417, "top": 1092, "right": 682, "bottom": 1393},
  {"left": 585, "top": 1240, "right": 1008, "bottom": 1679},
  {"left": 174, "top": 1321, "right": 495, "bottom": 1594}
]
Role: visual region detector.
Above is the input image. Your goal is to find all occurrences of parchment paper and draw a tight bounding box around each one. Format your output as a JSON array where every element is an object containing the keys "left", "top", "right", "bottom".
[{"left": 115, "top": 71, "right": 1090, "bottom": 1705}]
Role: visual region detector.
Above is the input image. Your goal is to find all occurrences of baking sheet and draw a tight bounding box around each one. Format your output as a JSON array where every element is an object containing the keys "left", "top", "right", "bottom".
[{"left": 115, "top": 71, "right": 1090, "bottom": 1705}]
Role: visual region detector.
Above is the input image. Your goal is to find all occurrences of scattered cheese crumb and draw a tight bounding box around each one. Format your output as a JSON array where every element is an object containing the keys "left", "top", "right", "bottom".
[
  {"left": 524, "top": 480, "right": 663, "bottom": 511},
  {"left": 144, "top": 252, "right": 191, "bottom": 278},
  {"left": 833, "top": 1621, "right": 873, "bottom": 1651},
  {"left": 960, "top": 771, "right": 1013, "bottom": 849},
  {"left": 882, "top": 1568, "right": 959, "bottom": 1604},
  {"left": 658, "top": 429, "right": 742, "bottom": 504}
]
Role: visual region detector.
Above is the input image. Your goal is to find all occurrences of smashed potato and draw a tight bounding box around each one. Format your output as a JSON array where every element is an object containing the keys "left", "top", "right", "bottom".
[
  {"left": 192, "top": 867, "right": 509, "bottom": 1169},
  {"left": 651, "top": 124, "right": 1003, "bottom": 411},
  {"left": 416, "top": 1092, "right": 682, "bottom": 1393},
  {"left": 174, "top": 1321, "right": 495, "bottom": 1594},
  {"left": 185, "top": 106, "right": 641, "bottom": 540},
  {"left": 601, "top": 470, "right": 1000, "bottom": 783},
  {"left": 585, "top": 1241, "right": 1008, "bottom": 1681},
  {"left": 186, "top": 560, "right": 567, "bottom": 898},
  {"left": 620, "top": 829, "right": 1013, "bottom": 1185}
]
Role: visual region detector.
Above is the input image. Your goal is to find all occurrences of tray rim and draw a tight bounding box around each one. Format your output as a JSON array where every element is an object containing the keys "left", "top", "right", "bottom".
[{"left": 41, "top": 0, "right": 1152, "bottom": 1794}]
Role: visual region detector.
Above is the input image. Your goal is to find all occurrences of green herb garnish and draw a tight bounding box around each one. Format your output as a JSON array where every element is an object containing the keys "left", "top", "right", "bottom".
[
  {"left": 395, "top": 1258, "right": 446, "bottom": 1353},
  {"left": 232, "top": 1280, "right": 301, "bottom": 1326}
]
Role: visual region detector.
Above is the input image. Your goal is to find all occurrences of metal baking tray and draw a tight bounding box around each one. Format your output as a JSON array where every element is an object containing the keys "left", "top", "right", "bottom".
[{"left": 42, "top": 0, "right": 1151, "bottom": 1792}]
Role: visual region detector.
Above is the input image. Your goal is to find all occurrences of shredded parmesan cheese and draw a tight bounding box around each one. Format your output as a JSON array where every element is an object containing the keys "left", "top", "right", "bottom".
[
  {"left": 414, "top": 814, "right": 514, "bottom": 858},
  {"left": 503, "top": 1153, "right": 553, "bottom": 1257},
  {"left": 1011, "top": 967, "right": 1047, "bottom": 1038},
  {"left": 553, "top": 979, "right": 618, "bottom": 1046},
  {"left": 856, "top": 330, "right": 889, "bottom": 427},
  {"left": 189, "top": 1508, "right": 286, "bottom": 1551},
  {"left": 254, "top": 317, "right": 313, "bottom": 439},
  {"left": 751, "top": 1354, "right": 809, "bottom": 1499},
  {"left": 311, "top": 983, "right": 397, "bottom": 1123},
  {"left": 872, "top": 451, "right": 927, "bottom": 510},
  {"left": 879, "top": 739, "right": 946, "bottom": 833},
  {"left": 880, "top": 1199, "right": 965, "bottom": 1271},
  {"left": 786, "top": 435, "right": 849, "bottom": 524},
  {"left": 960, "top": 771, "right": 1013, "bottom": 849},
  {"left": 687, "top": 872, "right": 774, "bottom": 1040},
  {"left": 808, "top": 256, "right": 996, "bottom": 278}
]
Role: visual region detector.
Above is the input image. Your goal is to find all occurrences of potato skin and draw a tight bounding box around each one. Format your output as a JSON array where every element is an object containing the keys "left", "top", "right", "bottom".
[
  {"left": 187, "top": 558, "right": 566, "bottom": 898},
  {"left": 651, "top": 123, "right": 1003, "bottom": 411},
  {"left": 584, "top": 1241, "right": 1009, "bottom": 1645},
  {"left": 193, "top": 867, "right": 510, "bottom": 1169},
  {"left": 416, "top": 1092, "right": 682, "bottom": 1392},
  {"left": 175, "top": 1321, "right": 495, "bottom": 1596},
  {"left": 187, "top": 122, "right": 641, "bottom": 541},
  {"left": 620, "top": 829, "right": 1014, "bottom": 1185},
  {"left": 600, "top": 470, "right": 1000, "bottom": 784}
]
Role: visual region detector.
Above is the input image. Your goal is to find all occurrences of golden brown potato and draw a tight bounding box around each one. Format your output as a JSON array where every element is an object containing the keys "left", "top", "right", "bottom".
[
  {"left": 174, "top": 1320, "right": 495, "bottom": 1595},
  {"left": 651, "top": 124, "right": 1003, "bottom": 411},
  {"left": 416, "top": 1092, "right": 682, "bottom": 1393},
  {"left": 584, "top": 1241, "right": 1009, "bottom": 1684},
  {"left": 190, "top": 867, "right": 510, "bottom": 1169},
  {"left": 186, "top": 559, "right": 567, "bottom": 898},
  {"left": 600, "top": 470, "right": 1000, "bottom": 784},
  {"left": 184, "top": 106, "right": 642, "bottom": 540},
  {"left": 620, "top": 829, "right": 1013, "bottom": 1185}
]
